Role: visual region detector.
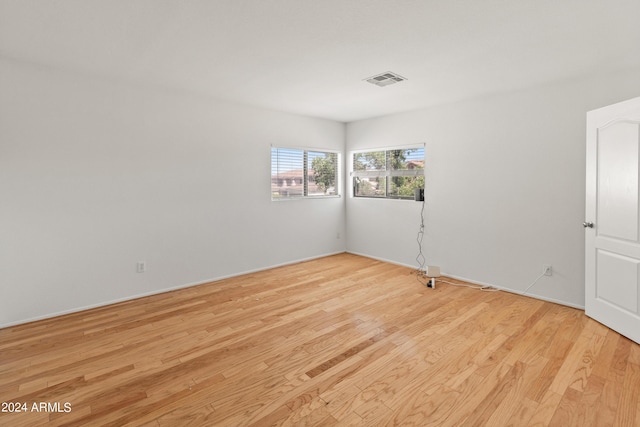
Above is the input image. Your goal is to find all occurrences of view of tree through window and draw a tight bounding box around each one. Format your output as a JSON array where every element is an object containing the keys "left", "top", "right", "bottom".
[
  {"left": 352, "top": 147, "right": 424, "bottom": 199},
  {"left": 271, "top": 147, "right": 338, "bottom": 199}
]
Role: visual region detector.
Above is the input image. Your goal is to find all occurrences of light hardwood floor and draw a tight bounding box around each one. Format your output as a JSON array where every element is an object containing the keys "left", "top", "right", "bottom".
[{"left": 1, "top": 253, "right": 639, "bottom": 426}]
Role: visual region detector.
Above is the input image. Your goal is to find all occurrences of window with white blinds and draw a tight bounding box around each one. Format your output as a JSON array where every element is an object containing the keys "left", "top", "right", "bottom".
[
  {"left": 352, "top": 146, "right": 424, "bottom": 199},
  {"left": 271, "top": 147, "right": 339, "bottom": 200}
]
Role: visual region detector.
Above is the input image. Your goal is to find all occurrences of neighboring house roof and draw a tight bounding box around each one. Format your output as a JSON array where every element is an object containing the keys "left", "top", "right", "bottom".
[
  {"left": 271, "top": 169, "right": 323, "bottom": 195},
  {"left": 271, "top": 169, "right": 315, "bottom": 179}
]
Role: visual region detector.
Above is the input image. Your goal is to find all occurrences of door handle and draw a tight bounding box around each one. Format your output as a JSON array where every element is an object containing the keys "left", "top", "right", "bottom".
[{"left": 583, "top": 221, "right": 594, "bottom": 228}]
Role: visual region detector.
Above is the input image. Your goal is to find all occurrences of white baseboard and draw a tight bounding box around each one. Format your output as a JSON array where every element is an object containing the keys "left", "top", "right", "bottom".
[
  {"left": 345, "top": 250, "right": 419, "bottom": 270},
  {"left": 0, "top": 251, "right": 346, "bottom": 329},
  {"left": 3, "top": 250, "right": 584, "bottom": 329},
  {"left": 346, "top": 251, "right": 585, "bottom": 310},
  {"left": 443, "top": 272, "right": 585, "bottom": 310}
]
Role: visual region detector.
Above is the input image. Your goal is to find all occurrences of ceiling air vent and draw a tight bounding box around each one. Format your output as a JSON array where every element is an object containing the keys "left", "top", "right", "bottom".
[{"left": 364, "top": 71, "right": 407, "bottom": 87}]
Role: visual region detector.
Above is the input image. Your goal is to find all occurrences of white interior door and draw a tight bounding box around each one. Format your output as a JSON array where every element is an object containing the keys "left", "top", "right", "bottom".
[{"left": 585, "top": 96, "right": 640, "bottom": 344}]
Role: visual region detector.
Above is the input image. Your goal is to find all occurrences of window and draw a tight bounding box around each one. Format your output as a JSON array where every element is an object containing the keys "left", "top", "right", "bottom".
[
  {"left": 271, "top": 147, "right": 339, "bottom": 200},
  {"left": 352, "top": 146, "right": 424, "bottom": 199}
]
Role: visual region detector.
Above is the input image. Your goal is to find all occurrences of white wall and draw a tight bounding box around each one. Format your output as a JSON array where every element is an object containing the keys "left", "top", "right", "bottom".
[
  {"left": 346, "top": 68, "right": 640, "bottom": 308},
  {"left": 0, "top": 58, "right": 346, "bottom": 327},
  {"left": 3, "top": 56, "right": 638, "bottom": 327}
]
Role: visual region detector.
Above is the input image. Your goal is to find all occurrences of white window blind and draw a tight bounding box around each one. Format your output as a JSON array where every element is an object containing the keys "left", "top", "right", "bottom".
[
  {"left": 271, "top": 147, "right": 339, "bottom": 200},
  {"left": 352, "top": 147, "right": 424, "bottom": 199}
]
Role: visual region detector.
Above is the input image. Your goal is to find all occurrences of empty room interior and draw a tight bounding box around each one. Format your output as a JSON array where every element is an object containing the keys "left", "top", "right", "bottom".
[{"left": 2, "top": 0, "right": 640, "bottom": 426}]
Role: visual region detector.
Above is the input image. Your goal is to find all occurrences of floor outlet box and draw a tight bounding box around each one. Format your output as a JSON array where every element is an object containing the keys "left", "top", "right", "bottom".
[{"left": 425, "top": 266, "right": 441, "bottom": 277}]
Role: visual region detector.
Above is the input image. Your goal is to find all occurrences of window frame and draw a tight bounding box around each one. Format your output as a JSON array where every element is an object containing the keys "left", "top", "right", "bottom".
[
  {"left": 271, "top": 146, "right": 341, "bottom": 201},
  {"left": 351, "top": 145, "right": 425, "bottom": 200}
]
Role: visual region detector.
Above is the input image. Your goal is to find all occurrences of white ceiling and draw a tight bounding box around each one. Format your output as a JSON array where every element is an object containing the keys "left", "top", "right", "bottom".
[{"left": 1, "top": 0, "right": 639, "bottom": 122}]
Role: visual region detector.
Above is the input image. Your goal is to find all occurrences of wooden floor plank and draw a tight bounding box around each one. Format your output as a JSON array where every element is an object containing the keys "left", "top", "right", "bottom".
[{"left": 1, "top": 253, "right": 639, "bottom": 426}]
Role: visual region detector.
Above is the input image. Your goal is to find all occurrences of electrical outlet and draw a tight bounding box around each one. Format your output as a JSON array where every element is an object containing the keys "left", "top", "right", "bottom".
[
  {"left": 137, "top": 261, "right": 146, "bottom": 273},
  {"left": 543, "top": 265, "right": 552, "bottom": 276},
  {"left": 336, "top": 232, "right": 341, "bottom": 239}
]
